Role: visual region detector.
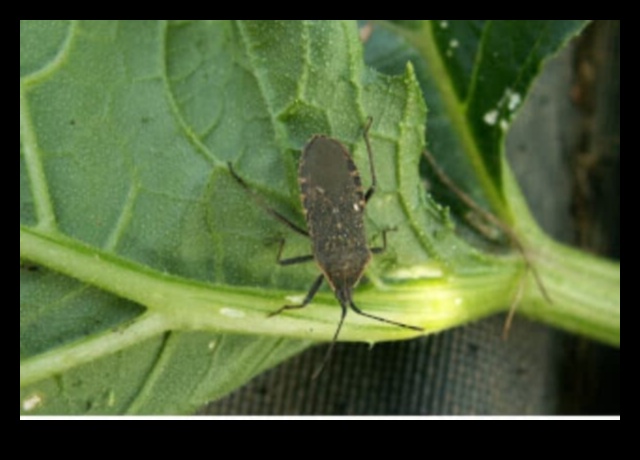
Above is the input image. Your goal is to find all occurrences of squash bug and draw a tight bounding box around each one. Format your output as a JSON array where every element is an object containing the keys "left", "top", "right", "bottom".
[{"left": 229, "top": 117, "right": 422, "bottom": 376}]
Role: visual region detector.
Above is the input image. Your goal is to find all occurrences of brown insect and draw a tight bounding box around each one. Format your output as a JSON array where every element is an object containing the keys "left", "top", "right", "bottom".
[{"left": 229, "top": 117, "right": 422, "bottom": 376}]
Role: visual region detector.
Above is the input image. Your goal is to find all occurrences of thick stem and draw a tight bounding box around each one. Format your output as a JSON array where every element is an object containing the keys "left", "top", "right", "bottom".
[
  {"left": 21, "top": 221, "right": 619, "bottom": 369},
  {"left": 521, "top": 235, "right": 620, "bottom": 346}
]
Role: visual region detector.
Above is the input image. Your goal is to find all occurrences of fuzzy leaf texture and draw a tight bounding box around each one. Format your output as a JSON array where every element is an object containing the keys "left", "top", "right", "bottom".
[{"left": 20, "top": 20, "right": 619, "bottom": 415}]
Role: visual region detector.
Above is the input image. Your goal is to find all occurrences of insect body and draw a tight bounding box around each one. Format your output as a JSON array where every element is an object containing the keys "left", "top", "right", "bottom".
[
  {"left": 299, "top": 134, "right": 371, "bottom": 308},
  {"left": 229, "top": 118, "right": 422, "bottom": 376}
]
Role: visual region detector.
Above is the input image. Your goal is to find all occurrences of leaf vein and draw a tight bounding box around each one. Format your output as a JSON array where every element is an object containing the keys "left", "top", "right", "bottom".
[
  {"left": 160, "top": 21, "right": 217, "bottom": 166},
  {"left": 124, "top": 330, "right": 176, "bottom": 414},
  {"left": 105, "top": 178, "right": 140, "bottom": 251},
  {"left": 21, "top": 20, "right": 77, "bottom": 85},
  {"left": 20, "top": 85, "right": 57, "bottom": 231}
]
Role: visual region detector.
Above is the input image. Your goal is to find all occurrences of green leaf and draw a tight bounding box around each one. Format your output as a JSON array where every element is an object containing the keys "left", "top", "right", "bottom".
[
  {"left": 20, "top": 20, "right": 619, "bottom": 415},
  {"left": 19, "top": 20, "right": 452, "bottom": 415},
  {"left": 366, "top": 20, "right": 588, "bottom": 218},
  {"left": 363, "top": 20, "right": 618, "bottom": 342}
]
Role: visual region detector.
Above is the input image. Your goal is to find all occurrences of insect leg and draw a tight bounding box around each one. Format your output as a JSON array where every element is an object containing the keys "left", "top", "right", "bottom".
[
  {"left": 311, "top": 301, "right": 348, "bottom": 379},
  {"left": 422, "top": 150, "right": 551, "bottom": 308},
  {"left": 349, "top": 301, "right": 423, "bottom": 332},
  {"left": 362, "top": 116, "right": 377, "bottom": 203},
  {"left": 228, "top": 162, "right": 310, "bottom": 238},
  {"left": 267, "top": 274, "right": 324, "bottom": 318},
  {"left": 275, "top": 239, "right": 314, "bottom": 265},
  {"left": 370, "top": 228, "right": 397, "bottom": 254}
]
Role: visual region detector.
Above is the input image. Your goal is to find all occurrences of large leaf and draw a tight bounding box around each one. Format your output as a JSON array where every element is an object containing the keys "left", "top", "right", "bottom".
[
  {"left": 19, "top": 20, "right": 461, "bottom": 415},
  {"left": 362, "top": 20, "right": 619, "bottom": 342},
  {"left": 20, "top": 20, "right": 619, "bottom": 415},
  {"left": 366, "top": 21, "right": 588, "bottom": 216}
]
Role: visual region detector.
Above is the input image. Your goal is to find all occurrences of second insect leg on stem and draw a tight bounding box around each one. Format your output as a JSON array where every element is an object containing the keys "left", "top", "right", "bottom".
[
  {"left": 370, "top": 228, "right": 396, "bottom": 254},
  {"left": 268, "top": 238, "right": 322, "bottom": 317},
  {"left": 268, "top": 274, "right": 324, "bottom": 318}
]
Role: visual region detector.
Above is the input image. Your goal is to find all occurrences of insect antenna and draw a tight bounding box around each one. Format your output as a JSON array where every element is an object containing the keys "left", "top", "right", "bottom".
[
  {"left": 312, "top": 296, "right": 423, "bottom": 379},
  {"left": 311, "top": 302, "right": 348, "bottom": 380},
  {"left": 349, "top": 301, "right": 423, "bottom": 331}
]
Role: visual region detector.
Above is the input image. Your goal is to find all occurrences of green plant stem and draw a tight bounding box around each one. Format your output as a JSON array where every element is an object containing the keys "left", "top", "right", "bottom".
[
  {"left": 375, "top": 22, "right": 620, "bottom": 347},
  {"left": 19, "top": 225, "right": 515, "bottom": 339},
  {"left": 20, "top": 312, "right": 169, "bottom": 387},
  {"left": 21, "top": 224, "right": 619, "bottom": 351},
  {"left": 522, "top": 235, "right": 620, "bottom": 346},
  {"left": 501, "top": 159, "right": 620, "bottom": 345}
]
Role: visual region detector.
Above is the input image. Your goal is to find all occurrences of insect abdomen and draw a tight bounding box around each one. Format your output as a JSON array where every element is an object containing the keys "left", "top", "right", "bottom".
[{"left": 298, "top": 135, "right": 371, "bottom": 286}]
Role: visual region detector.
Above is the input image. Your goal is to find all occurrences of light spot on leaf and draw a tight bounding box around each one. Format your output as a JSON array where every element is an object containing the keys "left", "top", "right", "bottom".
[
  {"left": 219, "top": 308, "right": 245, "bottom": 318},
  {"left": 507, "top": 90, "right": 522, "bottom": 111},
  {"left": 484, "top": 87, "right": 522, "bottom": 128},
  {"left": 483, "top": 110, "right": 499, "bottom": 125},
  {"left": 107, "top": 390, "right": 116, "bottom": 407},
  {"left": 23, "top": 393, "right": 43, "bottom": 412},
  {"left": 385, "top": 264, "right": 444, "bottom": 280},
  {"left": 285, "top": 294, "right": 305, "bottom": 304}
]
